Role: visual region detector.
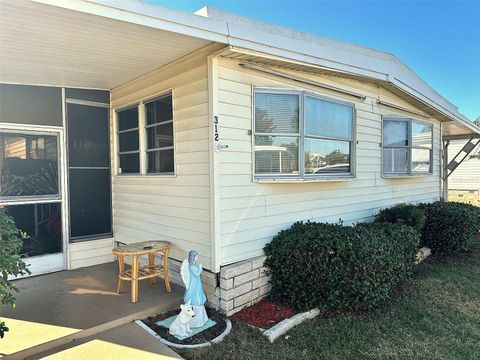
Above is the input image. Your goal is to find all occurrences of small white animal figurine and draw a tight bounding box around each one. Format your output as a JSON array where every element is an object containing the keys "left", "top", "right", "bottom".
[{"left": 169, "top": 300, "right": 196, "bottom": 337}]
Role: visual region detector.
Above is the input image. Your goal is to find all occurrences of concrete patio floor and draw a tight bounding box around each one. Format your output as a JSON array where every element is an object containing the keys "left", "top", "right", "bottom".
[{"left": 0, "top": 262, "right": 183, "bottom": 358}]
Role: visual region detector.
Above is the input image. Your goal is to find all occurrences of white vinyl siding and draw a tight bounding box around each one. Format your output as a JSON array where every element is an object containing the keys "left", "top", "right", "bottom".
[
  {"left": 110, "top": 45, "right": 217, "bottom": 268},
  {"left": 69, "top": 238, "right": 115, "bottom": 269},
  {"left": 217, "top": 58, "right": 442, "bottom": 266}
]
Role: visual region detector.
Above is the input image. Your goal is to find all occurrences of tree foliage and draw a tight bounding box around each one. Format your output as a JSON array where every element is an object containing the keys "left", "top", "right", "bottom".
[{"left": 0, "top": 210, "right": 30, "bottom": 338}]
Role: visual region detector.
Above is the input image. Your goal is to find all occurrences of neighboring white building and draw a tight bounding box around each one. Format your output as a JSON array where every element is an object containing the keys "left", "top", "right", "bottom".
[
  {"left": 448, "top": 140, "right": 480, "bottom": 206},
  {"left": 1, "top": 0, "right": 479, "bottom": 314}
]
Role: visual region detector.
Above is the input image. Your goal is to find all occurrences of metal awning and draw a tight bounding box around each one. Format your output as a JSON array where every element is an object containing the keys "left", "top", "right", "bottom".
[
  {"left": 0, "top": 0, "right": 213, "bottom": 89},
  {"left": 218, "top": 47, "right": 480, "bottom": 141}
]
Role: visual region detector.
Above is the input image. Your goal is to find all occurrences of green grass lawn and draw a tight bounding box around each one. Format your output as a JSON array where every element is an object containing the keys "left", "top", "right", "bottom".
[{"left": 179, "top": 241, "right": 480, "bottom": 360}]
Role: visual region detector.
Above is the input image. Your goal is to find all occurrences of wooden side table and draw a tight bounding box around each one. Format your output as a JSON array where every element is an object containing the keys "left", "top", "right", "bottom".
[{"left": 112, "top": 241, "right": 172, "bottom": 303}]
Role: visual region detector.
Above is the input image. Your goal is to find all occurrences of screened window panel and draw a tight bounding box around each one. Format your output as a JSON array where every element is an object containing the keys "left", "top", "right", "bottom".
[
  {"left": 67, "top": 104, "right": 109, "bottom": 167},
  {"left": 383, "top": 120, "right": 408, "bottom": 147},
  {"left": 0, "top": 203, "right": 62, "bottom": 256},
  {"left": 383, "top": 148, "right": 409, "bottom": 173},
  {"left": 412, "top": 121, "right": 433, "bottom": 149},
  {"left": 145, "top": 95, "right": 173, "bottom": 125},
  {"left": 255, "top": 93, "right": 299, "bottom": 133},
  {"left": 147, "top": 123, "right": 173, "bottom": 149},
  {"left": 412, "top": 148, "right": 431, "bottom": 173},
  {"left": 305, "top": 96, "right": 353, "bottom": 139},
  {"left": 117, "top": 107, "right": 138, "bottom": 131},
  {"left": 119, "top": 153, "right": 140, "bottom": 173},
  {"left": 147, "top": 149, "right": 174, "bottom": 174},
  {"left": 0, "top": 133, "right": 58, "bottom": 197},
  {"left": 69, "top": 169, "right": 112, "bottom": 239},
  {"left": 304, "top": 138, "right": 350, "bottom": 174},
  {"left": 254, "top": 136, "right": 298, "bottom": 174},
  {"left": 118, "top": 131, "right": 139, "bottom": 153}
]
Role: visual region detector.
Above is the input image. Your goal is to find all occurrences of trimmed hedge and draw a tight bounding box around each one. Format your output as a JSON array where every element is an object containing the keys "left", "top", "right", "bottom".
[
  {"left": 374, "top": 204, "right": 425, "bottom": 232},
  {"left": 264, "top": 222, "right": 419, "bottom": 311},
  {"left": 419, "top": 201, "right": 480, "bottom": 254}
]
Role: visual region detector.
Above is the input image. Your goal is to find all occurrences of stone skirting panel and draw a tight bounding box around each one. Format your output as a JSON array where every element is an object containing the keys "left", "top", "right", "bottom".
[
  {"left": 133, "top": 254, "right": 270, "bottom": 316},
  {"left": 218, "top": 255, "right": 270, "bottom": 316}
]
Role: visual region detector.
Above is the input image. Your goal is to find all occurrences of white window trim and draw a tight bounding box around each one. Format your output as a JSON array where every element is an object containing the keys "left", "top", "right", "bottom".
[
  {"left": 0, "top": 126, "right": 62, "bottom": 204},
  {"left": 252, "top": 87, "right": 356, "bottom": 182},
  {"left": 114, "top": 89, "right": 176, "bottom": 177},
  {"left": 382, "top": 116, "right": 434, "bottom": 177}
]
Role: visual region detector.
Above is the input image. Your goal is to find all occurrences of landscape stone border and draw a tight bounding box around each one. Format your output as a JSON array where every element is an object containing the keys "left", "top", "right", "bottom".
[{"left": 135, "top": 319, "right": 232, "bottom": 349}]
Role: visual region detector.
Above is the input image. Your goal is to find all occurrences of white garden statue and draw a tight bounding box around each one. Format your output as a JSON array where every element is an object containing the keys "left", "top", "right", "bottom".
[
  {"left": 168, "top": 300, "right": 195, "bottom": 337},
  {"left": 180, "top": 250, "right": 209, "bottom": 328}
]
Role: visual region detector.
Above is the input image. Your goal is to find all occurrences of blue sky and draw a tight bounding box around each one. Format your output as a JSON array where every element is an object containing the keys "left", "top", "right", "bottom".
[{"left": 149, "top": 0, "right": 479, "bottom": 121}]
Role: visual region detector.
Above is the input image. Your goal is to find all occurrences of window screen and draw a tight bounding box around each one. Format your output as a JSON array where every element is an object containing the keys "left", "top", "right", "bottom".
[
  {"left": 0, "top": 132, "right": 59, "bottom": 198},
  {"left": 67, "top": 103, "right": 112, "bottom": 241}
]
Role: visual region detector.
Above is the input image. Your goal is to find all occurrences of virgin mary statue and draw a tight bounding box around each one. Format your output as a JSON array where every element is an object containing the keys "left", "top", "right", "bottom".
[{"left": 180, "top": 250, "right": 208, "bottom": 328}]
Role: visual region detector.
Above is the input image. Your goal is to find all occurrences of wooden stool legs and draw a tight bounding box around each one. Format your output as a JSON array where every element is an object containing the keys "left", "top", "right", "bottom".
[
  {"left": 164, "top": 248, "right": 172, "bottom": 293},
  {"left": 116, "top": 255, "right": 124, "bottom": 294},
  {"left": 131, "top": 256, "right": 139, "bottom": 303},
  {"left": 148, "top": 253, "right": 157, "bottom": 285}
]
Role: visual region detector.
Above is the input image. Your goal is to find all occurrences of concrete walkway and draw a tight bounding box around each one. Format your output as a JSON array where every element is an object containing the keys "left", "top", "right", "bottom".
[
  {"left": 0, "top": 262, "right": 183, "bottom": 359},
  {"left": 27, "top": 322, "right": 182, "bottom": 359}
]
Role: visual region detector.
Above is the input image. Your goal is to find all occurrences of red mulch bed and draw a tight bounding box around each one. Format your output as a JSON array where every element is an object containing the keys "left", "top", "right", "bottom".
[{"left": 233, "top": 298, "right": 296, "bottom": 329}]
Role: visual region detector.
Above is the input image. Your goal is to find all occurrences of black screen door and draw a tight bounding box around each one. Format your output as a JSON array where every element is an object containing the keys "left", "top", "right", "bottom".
[{"left": 67, "top": 102, "right": 112, "bottom": 241}]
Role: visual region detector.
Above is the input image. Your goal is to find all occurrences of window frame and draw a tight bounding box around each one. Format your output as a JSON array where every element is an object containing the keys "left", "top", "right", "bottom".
[
  {"left": 114, "top": 89, "right": 175, "bottom": 177},
  {"left": 144, "top": 93, "right": 175, "bottom": 175},
  {"left": 116, "top": 104, "right": 140, "bottom": 175},
  {"left": 382, "top": 117, "right": 433, "bottom": 177},
  {"left": 252, "top": 87, "right": 356, "bottom": 181}
]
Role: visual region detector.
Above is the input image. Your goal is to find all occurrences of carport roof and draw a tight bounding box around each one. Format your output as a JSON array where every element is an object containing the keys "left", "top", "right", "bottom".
[{"left": 1, "top": 0, "right": 478, "bottom": 139}]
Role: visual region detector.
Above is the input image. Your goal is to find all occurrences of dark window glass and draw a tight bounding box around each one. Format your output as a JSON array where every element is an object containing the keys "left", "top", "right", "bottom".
[
  {"left": 145, "top": 95, "right": 173, "bottom": 125},
  {"left": 145, "top": 95, "right": 174, "bottom": 174},
  {"left": 147, "top": 123, "right": 173, "bottom": 149},
  {"left": 67, "top": 104, "right": 109, "bottom": 167},
  {"left": 119, "top": 131, "right": 139, "bottom": 152},
  {"left": 1, "top": 203, "right": 62, "bottom": 256},
  {"left": 304, "top": 139, "right": 350, "bottom": 174},
  {"left": 69, "top": 169, "right": 112, "bottom": 239},
  {"left": 147, "top": 150, "right": 174, "bottom": 173},
  {"left": 0, "top": 133, "right": 58, "bottom": 197},
  {"left": 117, "top": 107, "right": 138, "bottom": 131},
  {"left": 119, "top": 153, "right": 140, "bottom": 174}
]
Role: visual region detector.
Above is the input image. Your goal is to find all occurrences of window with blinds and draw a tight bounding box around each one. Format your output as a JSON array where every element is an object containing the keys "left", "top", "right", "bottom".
[
  {"left": 253, "top": 89, "right": 355, "bottom": 179},
  {"left": 382, "top": 118, "right": 433, "bottom": 175}
]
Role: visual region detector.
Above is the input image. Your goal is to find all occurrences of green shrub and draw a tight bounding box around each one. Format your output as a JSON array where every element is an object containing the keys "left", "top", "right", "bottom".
[
  {"left": 264, "top": 221, "right": 419, "bottom": 311},
  {"left": 0, "top": 209, "right": 30, "bottom": 338},
  {"left": 419, "top": 201, "right": 480, "bottom": 254},
  {"left": 374, "top": 204, "right": 426, "bottom": 232}
]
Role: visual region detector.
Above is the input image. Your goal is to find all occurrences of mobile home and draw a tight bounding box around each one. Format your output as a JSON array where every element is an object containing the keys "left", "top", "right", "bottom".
[{"left": 1, "top": 0, "right": 479, "bottom": 315}]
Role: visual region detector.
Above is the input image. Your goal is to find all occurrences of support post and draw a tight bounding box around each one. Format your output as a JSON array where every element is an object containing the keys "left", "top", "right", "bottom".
[{"left": 443, "top": 140, "right": 449, "bottom": 201}]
